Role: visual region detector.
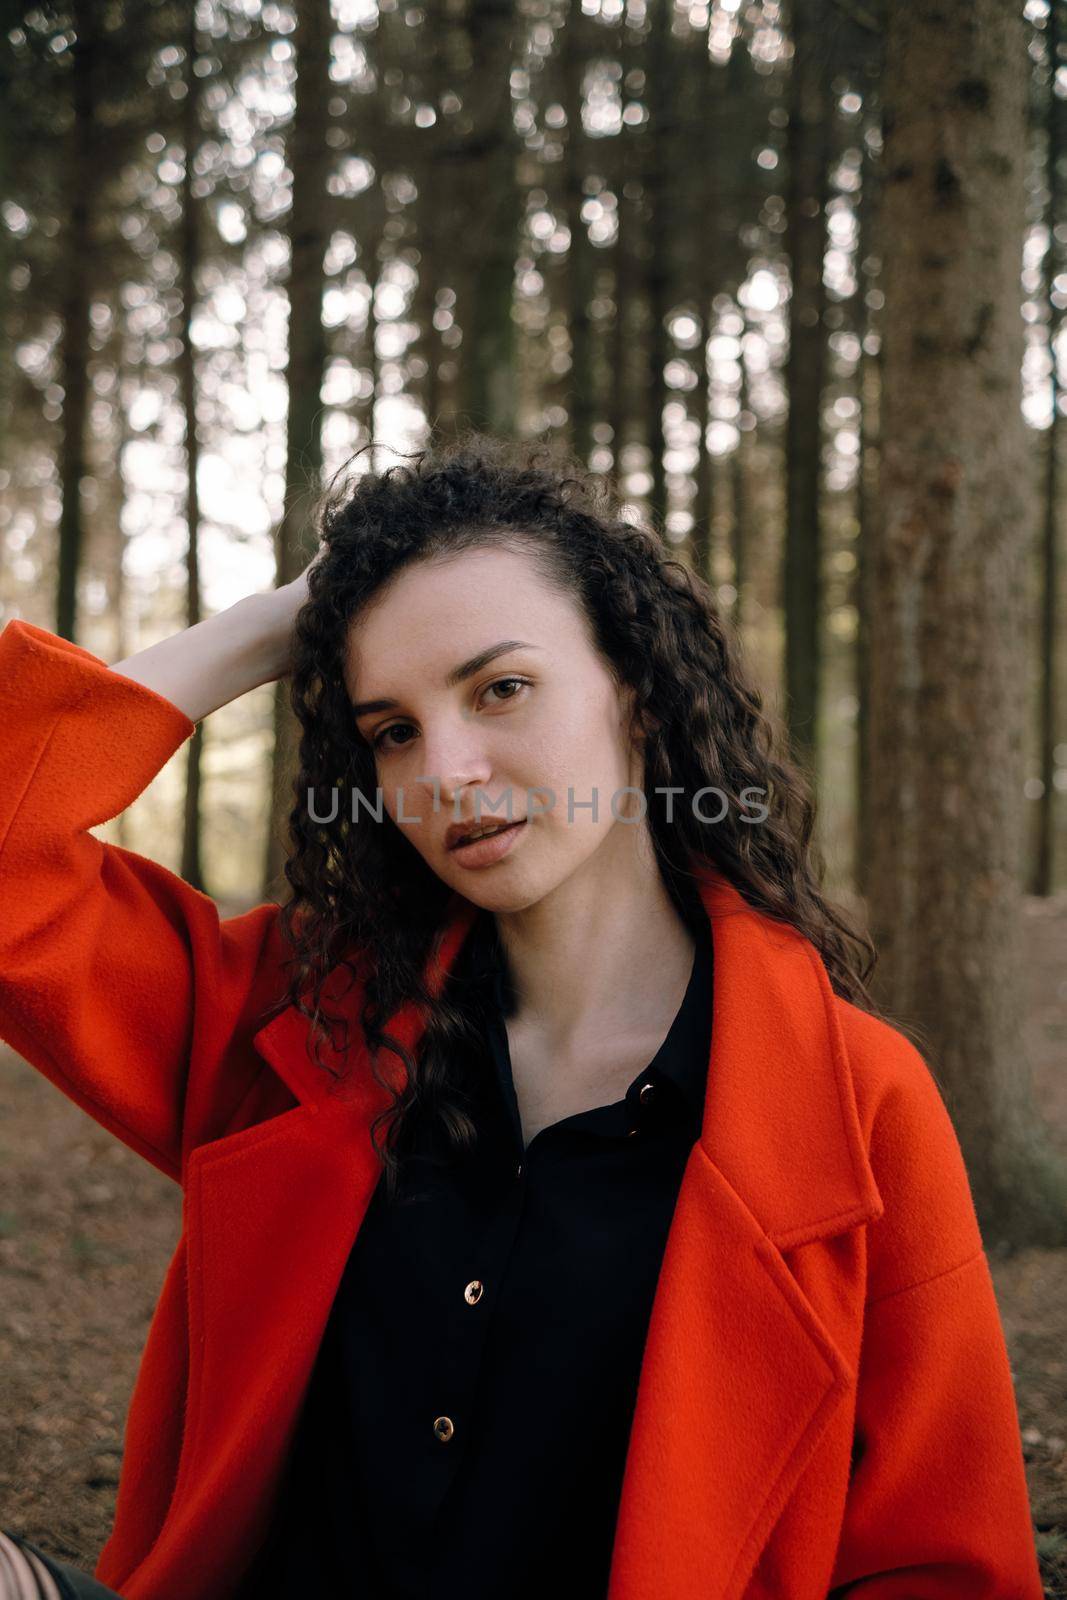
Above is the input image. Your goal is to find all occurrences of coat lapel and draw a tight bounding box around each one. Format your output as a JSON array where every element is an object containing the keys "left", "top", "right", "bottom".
[
  {"left": 126, "top": 867, "right": 883, "bottom": 1600},
  {"left": 605, "top": 871, "right": 884, "bottom": 1600}
]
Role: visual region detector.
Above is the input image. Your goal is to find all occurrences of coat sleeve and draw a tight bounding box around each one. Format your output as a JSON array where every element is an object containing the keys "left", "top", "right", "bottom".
[
  {"left": 829, "top": 1008, "right": 1044, "bottom": 1597},
  {"left": 0, "top": 617, "right": 291, "bottom": 1186}
]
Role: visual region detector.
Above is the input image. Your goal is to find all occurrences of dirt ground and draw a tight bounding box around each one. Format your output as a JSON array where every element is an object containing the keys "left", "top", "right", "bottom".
[{"left": 0, "top": 896, "right": 1065, "bottom": 1595}]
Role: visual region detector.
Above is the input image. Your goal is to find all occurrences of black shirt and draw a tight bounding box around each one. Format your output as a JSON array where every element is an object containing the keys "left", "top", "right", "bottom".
[{"left": 239, "top": 909, "right": 713, "bottom": 1599}]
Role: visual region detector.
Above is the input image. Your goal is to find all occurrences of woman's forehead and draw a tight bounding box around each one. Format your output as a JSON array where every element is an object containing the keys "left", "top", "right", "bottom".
[{"left": 343, "top": 556, "right": 587, "bottom": 696}]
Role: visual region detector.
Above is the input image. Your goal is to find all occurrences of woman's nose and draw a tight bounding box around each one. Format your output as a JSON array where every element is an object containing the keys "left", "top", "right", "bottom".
[{"left": 413, "top": 728, "right": 492, "bottom": 808}]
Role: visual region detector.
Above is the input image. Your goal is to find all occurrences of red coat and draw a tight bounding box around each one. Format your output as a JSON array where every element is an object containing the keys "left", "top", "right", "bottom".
[{"left": 0, "top": 616, "right": 1043, "bottom": 1600}]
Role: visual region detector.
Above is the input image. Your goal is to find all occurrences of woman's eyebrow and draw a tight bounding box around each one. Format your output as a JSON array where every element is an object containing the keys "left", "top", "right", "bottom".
[{"left": 351, "top": 640, "right": 541, "bottom": 718}]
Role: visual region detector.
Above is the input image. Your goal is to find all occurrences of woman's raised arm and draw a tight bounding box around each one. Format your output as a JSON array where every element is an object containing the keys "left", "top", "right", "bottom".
[
  {"left": 110, "top": 563, "right": 313, "bottom": 723},
  {"left": 0, "top": 568, "right": 318, "bottom": 1186}
]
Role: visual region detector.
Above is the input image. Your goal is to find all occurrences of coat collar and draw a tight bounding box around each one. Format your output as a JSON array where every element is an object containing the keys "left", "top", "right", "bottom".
[{"left": 252, "top": 859, "right": 884, "bottom": 1252}]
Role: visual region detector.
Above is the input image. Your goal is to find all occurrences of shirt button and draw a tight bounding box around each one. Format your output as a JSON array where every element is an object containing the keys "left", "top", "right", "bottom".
[
  {"left": 464, "top": 1279, "right": 484, "bottom": 1305},
  {"left": 433, "top": 1416, "right": 455, "bottom": 1442},
  {"left": 628, "top": 1126, "right": 640, "bottom": 1137},
  {"left": 639, "top": 1080, "right": 656, "bottom": 1106},
  {"left": 516, "top": 1160, "right": 524, "bottom": 1179}
]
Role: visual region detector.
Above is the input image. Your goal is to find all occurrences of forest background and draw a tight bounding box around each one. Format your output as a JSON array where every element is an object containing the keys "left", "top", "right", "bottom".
[{"left": 0, "top": 0, "right": 1066, "bottom": 1589}]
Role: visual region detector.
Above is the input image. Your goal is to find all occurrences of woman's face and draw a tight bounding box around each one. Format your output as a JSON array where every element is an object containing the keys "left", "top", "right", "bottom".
[{"left": 343, "top": 543, "right": 646, "bottom": 912}]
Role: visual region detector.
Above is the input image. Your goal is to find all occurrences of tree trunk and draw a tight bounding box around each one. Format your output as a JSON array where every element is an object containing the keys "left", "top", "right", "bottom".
[
  {"left": 451, "top": 0, "right": 520, "bottom": 434},
  {"left": 690, "top": 29, "right": 750, "bottom": 589},
  {"left": 642, "top": 0, "right": 673, "bottom": 534},
  {"left": 263, "top": 0, "right": 333, "bottom": 897},
  {"left": 783, "top": 0, "right": 832, "bottom": 775},
  {"left": 179, "top": 8, "right": 205, "bottom": 893},
  {"left": 55, "top": 0, "right": 97, "bottom": 642},
  {"left": 607, "top": 12, "right": 639, "bottom": 481},
  {"left": 361, "top": 233, "right": 382, "bottom": 467},
  {"left": 102, "top": 302, "right": 133, "bottom": 851},
  {"left": 854, "top": 105, "right": 883, "bottom": 903},
  {"left": 561, "top": 0, "right": 596, "bottom": 466},
  {"left": 1033, "top": 0, "right": 1064, "bottom": 896},
  {"left": 411, "top": 0, "right": 446, "bottom": 439},
  {"left": 689, "top": 31, "right": 726, "bottom": 589},
  {"left": 731, "top": 304, "right": 751, "bottom": 635},
  {"left": 869, "top": 0, "right": 1067, "bottom": 1248}
]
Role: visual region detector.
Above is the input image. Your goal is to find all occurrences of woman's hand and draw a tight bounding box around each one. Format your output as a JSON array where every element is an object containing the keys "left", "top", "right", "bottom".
[
  {"left": 272, "top": 541, "right": 328, "bottom": 621},
  {"left": 254, "top": 542, "right": 328, "bottom": 685}
]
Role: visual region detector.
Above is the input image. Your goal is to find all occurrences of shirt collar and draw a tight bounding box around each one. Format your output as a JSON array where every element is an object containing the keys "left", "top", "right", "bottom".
[{"left": 640, "top": 921, "right": 713, "bottom": 1123}]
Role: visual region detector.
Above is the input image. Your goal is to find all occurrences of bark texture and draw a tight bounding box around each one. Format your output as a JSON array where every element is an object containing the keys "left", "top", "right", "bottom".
[{"left": 869, "top": 0, "right": 1067, "bottom": 1246}]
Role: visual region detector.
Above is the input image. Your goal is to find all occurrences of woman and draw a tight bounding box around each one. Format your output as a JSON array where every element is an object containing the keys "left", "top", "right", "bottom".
[{"left": 0, "top": 432, "right": 1043, "bottom": 1599}]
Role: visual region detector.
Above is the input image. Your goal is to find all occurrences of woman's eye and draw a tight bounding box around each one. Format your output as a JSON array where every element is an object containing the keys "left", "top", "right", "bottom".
[
  {"left": 373, "top": 722, "right": 415, "bottom": 753},
  {"left": 483, "top": 675, "right": 529, "bottom": 705},
  {"left": 371, "top": 677, "right": 530, "bottom": 753}
]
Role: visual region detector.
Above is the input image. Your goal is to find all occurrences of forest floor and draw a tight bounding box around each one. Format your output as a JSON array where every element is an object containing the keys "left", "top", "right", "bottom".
[{"left": 0, "top": 894, "right": 1065, "bottom": 1595}]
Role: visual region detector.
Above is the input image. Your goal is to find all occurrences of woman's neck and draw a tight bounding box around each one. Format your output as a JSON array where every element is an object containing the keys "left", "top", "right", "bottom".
[{"left": 492, "top": 825, "right": 698, "bottom": 1058}]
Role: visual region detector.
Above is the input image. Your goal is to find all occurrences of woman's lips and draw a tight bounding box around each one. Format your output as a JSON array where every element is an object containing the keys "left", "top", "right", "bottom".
[{"left": 447, "top": 818, "right": 527, "bottom": 868}]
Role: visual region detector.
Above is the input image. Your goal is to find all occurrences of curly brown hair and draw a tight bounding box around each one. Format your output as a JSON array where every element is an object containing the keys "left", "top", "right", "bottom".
[{"left": 272, "top": 429, "right": 879, "bottom": 1200}]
